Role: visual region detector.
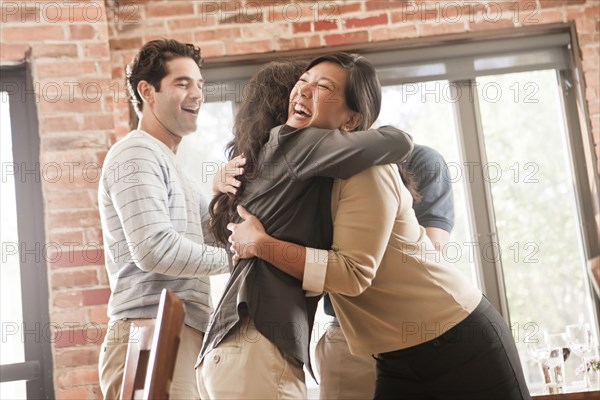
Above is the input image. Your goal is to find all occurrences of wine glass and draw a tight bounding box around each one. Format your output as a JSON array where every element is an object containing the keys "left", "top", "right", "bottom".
[
  {"left": 546, "top": 347, "right": 565, "bottom": 393},
  {"left": 527, "top": 330, "right": 550, "bottom": 361},
  {"left": 566, "top": 324, "right": 594, "bottom": 389},
  {"left": 549, "top": 332, "right": 571, "bottom": 362},
  {"left": 527, "top": 330, "right": 552, "bottom": 392},
  {"left": 549, "top": 333, "right": 569, "bottom": 392}
]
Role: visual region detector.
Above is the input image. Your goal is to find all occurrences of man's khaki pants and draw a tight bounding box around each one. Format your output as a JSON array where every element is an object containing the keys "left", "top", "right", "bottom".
[
  {"left": 196, "top": 317, "right": 306, "bottom": 399},
  {"left": 98, "top": 318, "right": 203, "bottom": 400},
  {"left": 315, "top": 322, "right": 376, "bottom": 400}
]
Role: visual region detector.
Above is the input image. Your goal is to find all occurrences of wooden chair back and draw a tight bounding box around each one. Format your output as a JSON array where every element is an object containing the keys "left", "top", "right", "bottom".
[{"left": 120, "top": 289, "right": 185, "bottom": 400}]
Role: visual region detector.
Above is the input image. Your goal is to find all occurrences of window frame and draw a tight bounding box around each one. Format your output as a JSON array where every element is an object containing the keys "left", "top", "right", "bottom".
[{"left": 0, "top": 63, "right": 55, "bottom": 398}]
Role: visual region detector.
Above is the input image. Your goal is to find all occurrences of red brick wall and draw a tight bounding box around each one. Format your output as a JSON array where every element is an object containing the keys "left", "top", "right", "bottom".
[{"left": 0, "top": 1, "right": 598, "bottom": 398}]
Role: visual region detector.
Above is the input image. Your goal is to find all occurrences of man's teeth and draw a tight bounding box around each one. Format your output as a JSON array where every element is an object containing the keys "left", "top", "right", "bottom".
[{"left": 182, "top": 107, "right": 199, "bottom": 114}]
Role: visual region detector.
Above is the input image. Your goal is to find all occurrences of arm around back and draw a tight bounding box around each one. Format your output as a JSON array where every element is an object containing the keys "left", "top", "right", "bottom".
[
  {"left": 304, "top": 164, "right": 402, "bottom": 295},
  {"left": 281, "top": 125, "right": 413, "bottom": 180}
]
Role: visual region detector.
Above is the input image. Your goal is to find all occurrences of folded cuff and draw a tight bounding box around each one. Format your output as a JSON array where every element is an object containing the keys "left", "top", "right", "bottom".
[{"left": 303, "top": 247, "right": 329, "bottom": 295}]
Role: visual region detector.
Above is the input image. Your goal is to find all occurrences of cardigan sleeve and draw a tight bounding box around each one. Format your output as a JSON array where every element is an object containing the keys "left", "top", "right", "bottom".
[{"left": 302, "top": 164, "right": 401, "bottom": 295}]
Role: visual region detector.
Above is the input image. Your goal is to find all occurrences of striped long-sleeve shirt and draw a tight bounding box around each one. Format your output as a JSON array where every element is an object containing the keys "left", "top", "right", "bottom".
[{"left": 98, "top": 130, "right": 229, "bottom": 331}]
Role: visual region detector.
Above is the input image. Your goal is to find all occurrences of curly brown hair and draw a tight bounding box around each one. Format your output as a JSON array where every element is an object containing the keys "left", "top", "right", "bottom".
[{"left": 208, "top": 60, "right": 308, "bottom": 245}]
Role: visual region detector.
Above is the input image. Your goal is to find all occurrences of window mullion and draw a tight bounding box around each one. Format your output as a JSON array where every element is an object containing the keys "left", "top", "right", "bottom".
[{"left": 451, "top": 79, "right": 510, "bottom": 323}]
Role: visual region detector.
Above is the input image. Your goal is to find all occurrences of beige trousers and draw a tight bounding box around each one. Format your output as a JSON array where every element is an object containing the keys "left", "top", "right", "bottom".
[
  {"left": 315, "top": 323, "right": 376, "bottom": 400},
  {"left": 196, "top": 317, "right": 306, "bottom": 399},
  {"left": 98, "top": 318, "right": 202, "bottom": 400}
]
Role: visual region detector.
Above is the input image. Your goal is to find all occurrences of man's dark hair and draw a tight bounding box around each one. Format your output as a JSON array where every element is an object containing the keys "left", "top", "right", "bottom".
[{"left": 126, "top": 39, "right": 202, "bottom": 114}]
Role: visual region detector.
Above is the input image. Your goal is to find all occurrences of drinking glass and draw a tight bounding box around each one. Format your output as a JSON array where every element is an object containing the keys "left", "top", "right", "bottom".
[
  {"left": 546, "top": 347, "right": 566, "bottom": 393},
  {"left": 566, "top": 324, "right": 594, "bottom": 389},
  {"left": 527, "top": 330, "right": 552, "bottom": 393},
  {"left": 548, "top": 333, "right": 570, "bottom": 392}
]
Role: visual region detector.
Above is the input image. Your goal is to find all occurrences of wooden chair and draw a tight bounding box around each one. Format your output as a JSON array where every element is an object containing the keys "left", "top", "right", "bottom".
[{"left": 120, "top": 289, "right": 185, "bottom": 400}]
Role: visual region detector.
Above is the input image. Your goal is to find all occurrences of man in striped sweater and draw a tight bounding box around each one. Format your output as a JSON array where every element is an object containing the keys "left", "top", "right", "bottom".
[{"left": 97, "top": 39, "right": 234, "bottom": 399}]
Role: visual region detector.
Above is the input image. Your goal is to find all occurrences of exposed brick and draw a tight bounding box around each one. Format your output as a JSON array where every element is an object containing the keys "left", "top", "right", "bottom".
[
  {"left": 371, "top": 25, "right": 419, "bottom": 41},
  {"left": 43, "top": 175, "right": 98, "bottom": 193},
  {"left": 43, "top": 133, "right": 106, "bottom": 152},
  {"left": 585, "top": 5, "right": 600, "bottom": 18},
  {"left": 537, "top": 10, "right": 565, "bottom": 24},
  {"left": 39, "top": 97, "right": 104, "bottom": 114},
  {"left": 1, "top": 3, "right": 41, "bottom": 23},
  {"left": 277, "top": 35, "right": 322, "bottom": 51},
  {"left": 242, "top": 24, "right": 289, "bottom": 39},
  {"left": 324, "top": 31, "right": 369, "bottom": 47},
  {"left": 109, "top": 37, "right": 143, "bottom": 51},
  {"left": 46, "top": 210, "right": 101, "bottom": 230},
  {"left": 55, "top": 387, "right": 89, "bottom": 400},
  {"left": 194, "top": 27, "right": 242, "bottom": 41},
  {"left": 220, "top": 10, "right": 264, "bottom": 24},
  {"left": 82, "top": 114, "right": 115, "bottom": 131},
  {"left": 110, "top": 2, "right": 145, "bottom": 26},
  {"left": 69, "top": 24, "right": 97, "bottom": 40},
  {"left": 167, "top": 17, "right": 213, "bottom": 30},
  {"left": 469, "top": 18, "right": 516, "bottom": 31},
  {"left": 314, "top": 19, "right": 338, "bottom": 31},
  {"left": 312, "top": 1, "right": 343, "bottom": 20},
  {"left": 575, "top": 17, "right": 600, "bottom": 34},
  {"left": 50, "top": 247, "right": 104, "bottom": 268},
  {"left": 0, "top": 43, "right": 30, "bottom": 61},
  {"left": 55, "top": 347, "right": 99, "bottom": 368},
  {"left": 56, "top": 366, "right": 100, "bottom": 387},
  {"left": 50, "top": 307, "right": 87, "bottom": 326},
  {"left": 365, "top": 0, "right": 399, "bottom": 12},
  {"left": 577, "top": 33, "right": 599, "bottom": 47},
  {"left": 32, "top": 44, "right": 78, "bottom": 59},
  {"left": 582, "top": 47, "right": 600, "bottom": 63},
  {"left": 97, "top": 265, "right": 110, "bottom": 286},
  {"left": 45, "top": 190, "right": 95, "bottom": 212},
  {"left": 88, "top": 304, "right": 109, "bottom": 324},
  {"left": 391, "top": 3, "right": 440, "bottom": 24},
  {"left": 46, "top": 230, "right": 85, "bottom": 246},
  {"left": 420, "top": 21, "right": 468, "bottom": 36},
  {"left": 39, "top": 115, "right": 81, "bottom": 134},
  {"left": 539, "top": 0, "right": 586, "bottom": 9},
  {"left": 293, "top": 21, "right": 311, "bottom": 33},
  {"left": 1, "top": 25, "right": 66, "bottom": 42},
  {"left": 53, "top": 291, "right": 83, "bottom": 308},
  {"left": 146, "top": 2, "right": 194, "bottom": 18},
  {"left": 82, "top": 288, "right": 111, "bottom": 306},
  {"left": 36, "top": 61, "right": 98, "bottom": 79},
  {"left": 91, "top": 385, "right": 103, "bottom": 400},
  {"left": 51, "top": 269, "right": 98, "bottom": 290},
  {"left": 345, "top": 14, "right": 388, "bottom": 29},
  {"left": 339, "top": 2, "right": 363, "bottom": 15},
  {"left": 227, "top": 40, "right": 272, "bottom": 55}
]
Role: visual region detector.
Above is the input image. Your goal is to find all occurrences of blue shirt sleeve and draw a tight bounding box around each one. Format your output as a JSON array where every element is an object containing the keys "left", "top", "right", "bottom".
[{"left": 404, "top": 144, "right": 455, "bottom": 233}]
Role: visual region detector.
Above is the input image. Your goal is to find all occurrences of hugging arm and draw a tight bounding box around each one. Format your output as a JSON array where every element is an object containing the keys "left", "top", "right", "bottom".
[
  {"left": 229, "top": 165, "right": 401, "bottom": 294},
  {"left": 282, "top": 125, "right": 413, "bottom": 180}
]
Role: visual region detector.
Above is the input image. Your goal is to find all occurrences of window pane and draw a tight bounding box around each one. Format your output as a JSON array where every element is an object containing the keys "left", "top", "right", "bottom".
[
  {"left": 476, "top": 70, "right": 595, "bottom": 392},
  {"left": 0, "top": 91, "right": 27, "bottom": 398},
  {"left": 176, "top": 100, "right": 235, "bottom": 307},
  {"left": 376, "top": 81, "right": 480, "bottom": 287}
]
